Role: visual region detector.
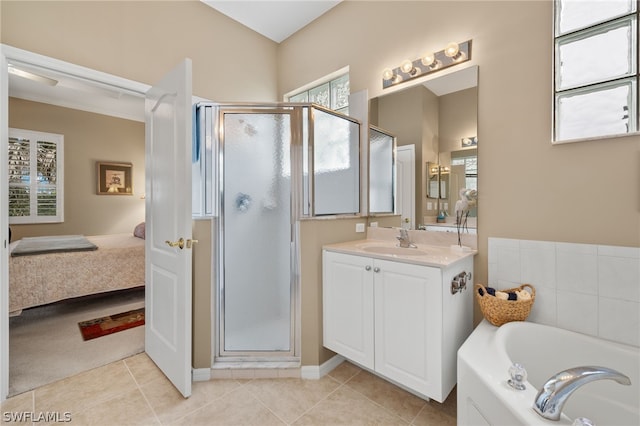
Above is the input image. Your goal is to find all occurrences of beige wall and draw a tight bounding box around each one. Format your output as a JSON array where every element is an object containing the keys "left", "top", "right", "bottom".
[
  {"left": 1, "top": 0, "right": 278, "bottom": 368},
  {"left": 8, "top": 98, "right": 145, "bottom": 241},
  {"left": 192, "top": 218, "right": 214, "bottom": 369},
  {"left": 279, "top": 0, "right": 640, "bottom": 341},
  {"left": 3, "top": 1, "right": 639, "bottom": 369},
  {"left": 439, "top": 88, "right": 478, "bottom": 157},
  {"left": 279, "top": 0, "right": 640, "bottom": 249},
  {"left": 1, "top": 1, "right": 278, "bottom": 102}
]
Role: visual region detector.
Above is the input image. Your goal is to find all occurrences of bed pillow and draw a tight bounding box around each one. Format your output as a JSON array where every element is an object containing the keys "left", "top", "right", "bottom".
[{"left": 133, "top": 222, "right": 145, "bottom": 239}]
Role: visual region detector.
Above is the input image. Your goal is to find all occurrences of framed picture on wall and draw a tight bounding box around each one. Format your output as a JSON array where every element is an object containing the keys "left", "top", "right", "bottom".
[{"left": 97, "top": 162, "right": 133, "bottom": 195}]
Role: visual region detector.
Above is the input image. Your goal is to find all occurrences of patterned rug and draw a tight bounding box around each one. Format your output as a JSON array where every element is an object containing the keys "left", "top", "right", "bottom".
[{"left": 78, "top": 307, "right": 145, "bottom": 341}]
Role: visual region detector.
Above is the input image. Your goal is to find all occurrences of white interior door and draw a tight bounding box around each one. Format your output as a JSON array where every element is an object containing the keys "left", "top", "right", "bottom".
[
  {"left": 145, "top": 59, "right": 193, "bottom": 398},
  {"left": 397, "top": 145, "right": 415, "bottom": 229},
  {"left": 0, "top": 49, "right": 10, "bottom": 402}
]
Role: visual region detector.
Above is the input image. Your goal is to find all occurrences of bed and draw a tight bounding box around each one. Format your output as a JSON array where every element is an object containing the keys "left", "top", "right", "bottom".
[{"left": 9, "top": 233, "right": 145, "bottom": 314}]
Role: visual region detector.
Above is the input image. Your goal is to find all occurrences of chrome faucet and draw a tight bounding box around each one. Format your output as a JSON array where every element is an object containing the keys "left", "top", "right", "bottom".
[
  {"left": 533, "top": 366, "right": 631, "bottom": 421},
  {"left": 396, "top": 228, "right": 417, "bottom": 248}
]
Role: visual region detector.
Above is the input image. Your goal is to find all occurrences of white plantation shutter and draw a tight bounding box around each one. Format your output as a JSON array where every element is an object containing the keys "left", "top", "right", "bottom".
[{"left": 8, "top": 129, "right": 64, "bottom": 223}]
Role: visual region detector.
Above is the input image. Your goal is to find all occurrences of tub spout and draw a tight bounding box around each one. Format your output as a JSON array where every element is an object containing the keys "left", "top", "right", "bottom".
[{"left": 533, "top": 366, "right": 631, "bottom": 421}]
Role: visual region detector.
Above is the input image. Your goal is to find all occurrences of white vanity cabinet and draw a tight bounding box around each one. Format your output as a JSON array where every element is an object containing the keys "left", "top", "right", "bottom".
[{"left": 322, "top": 249, "right": 474, "bottom": 402}]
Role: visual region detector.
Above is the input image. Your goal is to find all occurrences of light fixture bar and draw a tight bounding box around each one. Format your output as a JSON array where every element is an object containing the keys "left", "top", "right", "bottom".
[{"left": 382, "top": 40, "right": 472, "bottom": 89}]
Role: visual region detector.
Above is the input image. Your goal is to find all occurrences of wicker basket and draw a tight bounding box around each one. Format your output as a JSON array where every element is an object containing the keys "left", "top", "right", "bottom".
[{"left": 475, "top": 283, "right": 535, "bottom": 326}]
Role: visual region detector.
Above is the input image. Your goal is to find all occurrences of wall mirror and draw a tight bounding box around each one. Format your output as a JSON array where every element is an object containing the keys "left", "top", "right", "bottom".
[{"left": 369, "top": 65, "right": 478, "bottom": 230}]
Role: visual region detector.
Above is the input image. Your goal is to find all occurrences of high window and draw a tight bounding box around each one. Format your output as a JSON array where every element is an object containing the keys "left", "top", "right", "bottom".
[
  {"left": 8, "top": 128, "right": 64, "bottom": 224},
  {"left": 554, "top": 0, "right": 638, "bottom": 142},
  {"left": 285, "top": 70, "right": 358, "bottom": 216},
  {"left": 286, "top": 72, "right": 350, "bottom": 115}
]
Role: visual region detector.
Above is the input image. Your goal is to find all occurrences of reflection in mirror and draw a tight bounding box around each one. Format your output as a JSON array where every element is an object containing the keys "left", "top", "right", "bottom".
[
  {"left": 426, "top": 162, "right": 439, "bottom": 199},
  {"left": 369, "top": 126, "right": 396, "bottom": 214},
  {"left": 439, "top": 165, "right": 449, "bottom": 200},
  {"left": 369, "top": 66, "right": 477, "bottom": 230},
  {"left": 448, "top": 149, "right": 477, "bottom": 219}
]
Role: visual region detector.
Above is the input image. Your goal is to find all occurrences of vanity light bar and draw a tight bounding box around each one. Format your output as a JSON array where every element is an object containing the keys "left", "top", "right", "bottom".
[{"left": 382, "top": 40, "right": 472, "bottom": 89}]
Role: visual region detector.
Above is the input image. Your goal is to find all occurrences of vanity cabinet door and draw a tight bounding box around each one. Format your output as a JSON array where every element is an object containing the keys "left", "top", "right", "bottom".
[
  {"left": 322, "top": 251, "right": 375, "bottom": 369},
  {"left": 373, "top": 259, "right": 443, "bottom": 399}
]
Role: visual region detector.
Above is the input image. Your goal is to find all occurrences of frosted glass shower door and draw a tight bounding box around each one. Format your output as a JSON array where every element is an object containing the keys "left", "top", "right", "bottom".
[{"left": 221, "top": 111, "right": 292, "bottom": 354}]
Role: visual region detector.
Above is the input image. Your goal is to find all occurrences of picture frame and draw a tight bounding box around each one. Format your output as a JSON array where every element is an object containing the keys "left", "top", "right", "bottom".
[{"left": 96, "top": 162, "right": 133, "bottom": 195}]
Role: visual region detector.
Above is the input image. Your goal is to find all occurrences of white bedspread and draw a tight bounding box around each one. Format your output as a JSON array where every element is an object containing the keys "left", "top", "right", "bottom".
[{"left": 9, "top": 233, "right": 145, "bottom": 313}]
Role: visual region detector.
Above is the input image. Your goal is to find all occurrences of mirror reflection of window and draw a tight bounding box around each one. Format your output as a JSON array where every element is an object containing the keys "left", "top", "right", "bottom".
[
  {"left": 427, "top": 162, "right": 439, "bottom": 199},
  {"left": 369, "top": 126, "right": 395, "bottom": 214},
  {"left": 451, "top": 154, "right": 477, "bottom": 191}
]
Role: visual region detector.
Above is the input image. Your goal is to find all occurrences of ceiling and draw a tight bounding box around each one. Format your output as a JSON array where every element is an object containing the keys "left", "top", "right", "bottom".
[
  {"left": 201, "top": 0, "right": 342, "bottom": 43},
  {"left": 8, "top": 61, "right": 146, "bottom": 122}
]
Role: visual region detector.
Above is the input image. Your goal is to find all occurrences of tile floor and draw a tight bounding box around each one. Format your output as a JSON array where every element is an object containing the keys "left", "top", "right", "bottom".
[{"left": 1, "top": 354, "right": 456, "bottom": 425}]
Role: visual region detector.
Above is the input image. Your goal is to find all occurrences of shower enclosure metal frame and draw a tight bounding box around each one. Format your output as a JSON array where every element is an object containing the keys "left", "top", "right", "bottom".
[{"left": 195, "top": 102, "right": 361, "bottom": 365}]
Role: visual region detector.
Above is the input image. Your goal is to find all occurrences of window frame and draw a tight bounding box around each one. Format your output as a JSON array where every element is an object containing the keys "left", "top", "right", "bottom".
[
  {"left": 284, "top": 66, "right": 350, "bottom": 115},
  {"left": 8, "top": 128, "right": 64, "bottom": 224},
  {"left": 553, "top": 0, "right": 639, "bottom": 144}
]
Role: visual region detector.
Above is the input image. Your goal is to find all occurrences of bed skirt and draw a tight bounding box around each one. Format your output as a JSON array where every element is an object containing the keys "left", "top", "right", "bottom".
[{"left": 9, "top": 233, "right": 145, "bottom": 314}]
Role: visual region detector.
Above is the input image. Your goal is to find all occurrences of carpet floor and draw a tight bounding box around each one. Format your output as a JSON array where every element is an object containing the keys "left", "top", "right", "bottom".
[{"left": 9, "top": 288, "right": 145, "bottom": 396}]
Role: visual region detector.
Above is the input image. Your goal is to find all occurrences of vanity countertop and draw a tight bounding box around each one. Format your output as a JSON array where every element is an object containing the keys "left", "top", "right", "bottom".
[{"left": 323, "top": 238, "right": 476, "bottom": 268}]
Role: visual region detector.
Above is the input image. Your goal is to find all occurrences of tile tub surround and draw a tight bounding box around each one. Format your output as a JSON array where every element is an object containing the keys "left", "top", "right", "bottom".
[{"left": 488, "top": 237, "right": 640, "bottom": 347}]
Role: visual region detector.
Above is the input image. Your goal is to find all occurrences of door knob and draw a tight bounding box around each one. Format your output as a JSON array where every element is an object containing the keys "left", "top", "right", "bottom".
[
  {"left": 165, "top": 238, "right": 199, "bottom": 250},
  {"left": 404, "top": 218, "right": 410, "bottom": 223},
  {"left": 165, "top": 238, "right": 185, "bottom": 249}
]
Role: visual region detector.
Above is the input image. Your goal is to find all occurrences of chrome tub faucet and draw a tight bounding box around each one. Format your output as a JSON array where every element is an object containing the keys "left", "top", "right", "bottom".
[{"left": 533, "top": 366, "right": 631, "bottom": 421}]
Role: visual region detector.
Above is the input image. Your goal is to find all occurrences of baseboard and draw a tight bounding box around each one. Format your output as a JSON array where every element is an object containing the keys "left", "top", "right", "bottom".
[
  {"left": 192, "top": 367, "right": 211, "bottom": 382},
  {"left": 300, "top": 354, "right": 344, "bottom": 379},
  {"left": 194, "top": 355, "right": 344, "bottom": 381}
]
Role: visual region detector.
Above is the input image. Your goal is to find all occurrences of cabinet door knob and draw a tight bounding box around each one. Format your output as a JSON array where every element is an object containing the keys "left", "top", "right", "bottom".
[
  {"left": 365, "top": 265, "right": 371, "bottom": 271},
  {"left": 373, "top": 267, "right": 380, "bottom": 273}
]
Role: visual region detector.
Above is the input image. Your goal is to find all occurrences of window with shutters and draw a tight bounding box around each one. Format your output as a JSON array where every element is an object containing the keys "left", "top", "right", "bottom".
[{"left": 8, "top": 128, "right": 64, "bottom": 224}]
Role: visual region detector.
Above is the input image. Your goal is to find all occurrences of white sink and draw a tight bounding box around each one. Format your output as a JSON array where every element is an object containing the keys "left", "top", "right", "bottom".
[{"left": 362, "top": 245, "right": 428, "bottom": 256}]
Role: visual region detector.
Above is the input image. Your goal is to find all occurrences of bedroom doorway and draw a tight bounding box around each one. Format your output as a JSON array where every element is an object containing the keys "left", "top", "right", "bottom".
[
  {"left": 0, "top": 45, "right": 193, "bottom": 400},
  {"left": 8, "top": 288, "right": 145, "bottom": 396}
]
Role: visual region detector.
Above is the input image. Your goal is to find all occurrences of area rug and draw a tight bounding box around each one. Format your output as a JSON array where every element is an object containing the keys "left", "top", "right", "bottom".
[{"left": 78, "top": 307, "right": 145, "bottom": 341}]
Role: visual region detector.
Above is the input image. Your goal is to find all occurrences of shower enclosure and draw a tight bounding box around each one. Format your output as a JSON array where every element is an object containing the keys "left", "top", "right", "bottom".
[{"left": 194, "top": 103, "right": 360, "bottom": 364}]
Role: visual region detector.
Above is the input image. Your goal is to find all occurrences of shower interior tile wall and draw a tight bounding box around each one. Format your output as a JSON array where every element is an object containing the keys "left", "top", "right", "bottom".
[{"left": 488, "top": 237, "right": 640, "bottom": 347}]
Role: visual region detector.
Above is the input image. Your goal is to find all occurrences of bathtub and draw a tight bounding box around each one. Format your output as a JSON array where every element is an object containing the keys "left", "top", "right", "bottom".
[{"left": 458, "top": 320, "right": 639, "bottom": 425}]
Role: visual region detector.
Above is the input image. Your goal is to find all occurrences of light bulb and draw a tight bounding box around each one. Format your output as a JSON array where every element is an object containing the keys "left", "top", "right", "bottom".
[
  {"left": 444, "top": 42, "right": 460, "bottom": 58},
  {"left": 421, "top": 53, "right": 436, "bottom": 67},
  {"left": 382, "top": 68, "right": 395, "bottom": 81},
  {"left": 400, "top": 59, "right": 414, "bottom": 74}
]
